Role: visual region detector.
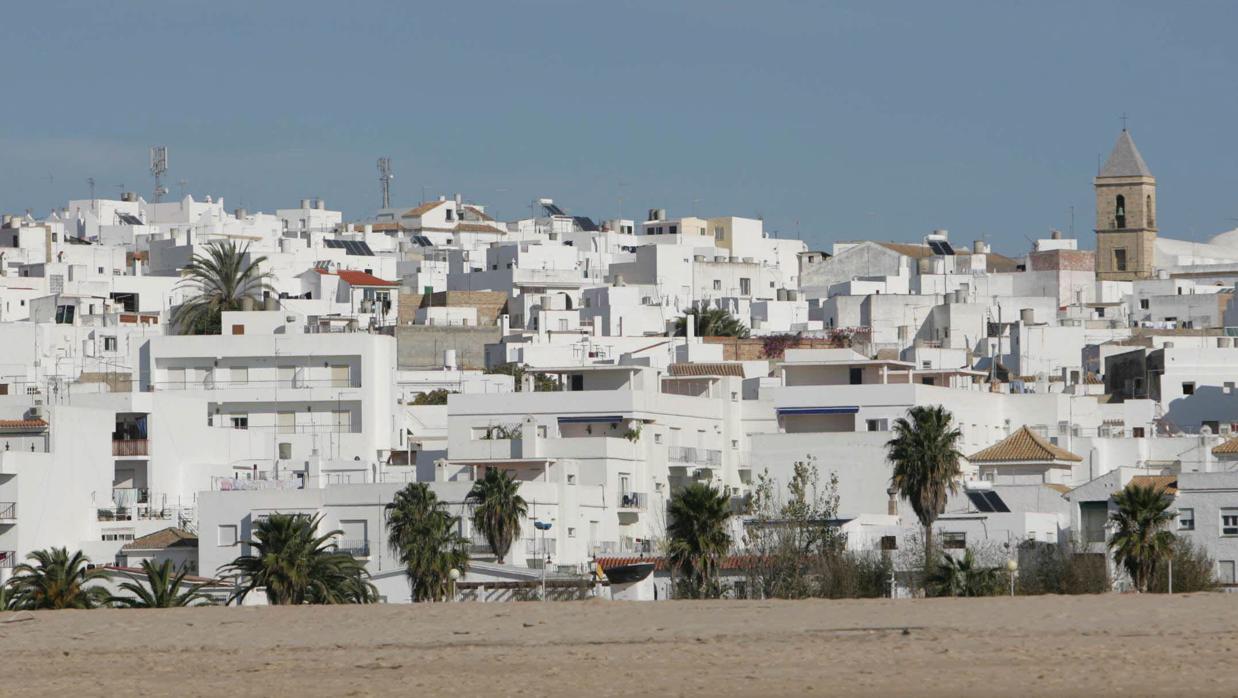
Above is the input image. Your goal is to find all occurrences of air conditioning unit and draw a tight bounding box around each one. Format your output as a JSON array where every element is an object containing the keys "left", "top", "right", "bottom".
[{"left": 1220, "top": 424, "right": 1232, "bottom": 436}]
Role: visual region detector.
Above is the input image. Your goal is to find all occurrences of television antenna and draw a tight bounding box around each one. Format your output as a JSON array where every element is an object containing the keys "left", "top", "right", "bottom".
[
  {"left": 87, "top": 177, "right": 96, "bottom": 200},
  {"left": 377, "top": 157, "right": 394, "bottom": 209},
  {"left": 149, "top": 146, "right": 169, "bottom": 202}
]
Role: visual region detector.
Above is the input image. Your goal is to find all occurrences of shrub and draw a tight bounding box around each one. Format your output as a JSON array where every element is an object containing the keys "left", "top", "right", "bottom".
[{"left": 1148, "top": 538, "right": 1217, "bottom": 593}]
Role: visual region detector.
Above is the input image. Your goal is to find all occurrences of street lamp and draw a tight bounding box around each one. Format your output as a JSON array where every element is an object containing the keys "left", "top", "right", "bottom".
[
  {"left": 534, "top": 520, "right": 552, "bottom": 601},
  {"left": 1006, "top": 557, "right": 1018, "bottom": 597},
  {"left": 448, "top": 567, "right": 460, "bottom": 602}
]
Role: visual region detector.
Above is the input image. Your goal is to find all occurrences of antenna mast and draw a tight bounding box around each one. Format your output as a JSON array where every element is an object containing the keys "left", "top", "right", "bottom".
[
  {"left": 377, "top": 157, "right": 393, "bottom": 209},
  {"left": 149, "top": 146, "right": 169, "bottom": 202}
]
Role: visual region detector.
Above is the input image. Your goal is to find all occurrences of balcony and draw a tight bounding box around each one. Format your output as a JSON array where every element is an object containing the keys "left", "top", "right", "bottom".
[
  {"left": 617, "top": 492, "right": 648, "bottom": 512},
  {"left": 0, "top": 551, "right": 14, "bottom": 569},
  {"left": 0, "top": 502, "right": 14, "bottom": 523},
  {"left": 112, "top": 439, "right": 149, "bottom": 457},
  {"left": 333, "top": 539, "right": 371, "bottom": 558}
]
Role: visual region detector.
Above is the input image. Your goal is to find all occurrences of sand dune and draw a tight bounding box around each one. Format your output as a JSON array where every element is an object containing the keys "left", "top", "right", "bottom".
[{"left": 0, "top": 593, "right": 1233, "bottom": 696}]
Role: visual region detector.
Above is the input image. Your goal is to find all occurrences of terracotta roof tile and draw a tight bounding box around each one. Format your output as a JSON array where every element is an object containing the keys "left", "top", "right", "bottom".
[
  {"left": 1126, "top": 475, "right": 1177, "bottom": 495},
  {"left": 0, "top": 418, "right": 48, "bottom": 431},
  {"left": 335, "top": 270, "right": 399, "bottom": 287},
  {"left": 403, "top": 201, "right": 444, "bottom": 217},
  {"left": 668, "top": 363, "right": 745, "bottom": 378},
  {"left": 1213, "top": 436, "right": 1238, "bottom": 455},
  {"left": 969, "top": 426, "right": 1083, "bottom": 463},
  {"left": 122, "top": 527, "right": 198, "bottom": 551},
  {"left": 596, "top": 555, "right": 758, "bottom": 572},
  {"left": 453, "top": 223, "right": 505, "bottom": 234}
]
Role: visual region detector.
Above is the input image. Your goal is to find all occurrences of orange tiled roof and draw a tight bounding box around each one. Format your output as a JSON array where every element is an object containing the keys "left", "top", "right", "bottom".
[
  {"left": 596, "top": 554, "right": 759, "bottom": 573},
  {"left": 1213, "top": 436, "right": 1238, "bottom": 455},
  {"left": 968, "top": 426, "right": 1083, "bottom": 463},
  {"left": 403, "top": 201, "right": 444, "bottom": 217},
  {"left": 335, "top": 270, "right": 399, "bottom": 287},
  {"left": 0, "top": 418, "right": 48, "bottom": 430},
  {"left": 453, "top": 223, "right": 505, "bottom": 234},
  {"left": 668, "top": 363, "right": 745, "bottom": 378},
  {"left": 123, "top": 527, "right": 197, "bottom": 551},
  {"left": 1126, "top": 475, "right": 1178, "bottom": 495}
]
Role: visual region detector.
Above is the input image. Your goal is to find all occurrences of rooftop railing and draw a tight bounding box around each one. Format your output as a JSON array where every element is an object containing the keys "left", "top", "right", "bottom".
[
  {"left": 0, "top": 551, "right": 15, "bottom": 568},
  {"left": 332, "top": 539, "right": 371, "bottom": 557}
]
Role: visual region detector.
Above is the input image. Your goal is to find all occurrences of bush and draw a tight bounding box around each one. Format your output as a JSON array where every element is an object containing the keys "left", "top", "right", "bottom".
[
  {"left": 1015, "top": 540, "right": 1109, "bottom": 595},
  {"left": 411, "top": 389, "right": 451, "bottom": 405},
  {"left": 816, "top": 551, "right": 893, "bottom": 599},
  {"left": 1148, "top": 538, "right": 1217, "bottom": 593}
]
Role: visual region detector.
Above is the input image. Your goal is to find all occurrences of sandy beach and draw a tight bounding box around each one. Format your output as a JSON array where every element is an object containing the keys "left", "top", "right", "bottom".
[{"left": 1, "top": 593, "right": 1235, "bottom": 696}]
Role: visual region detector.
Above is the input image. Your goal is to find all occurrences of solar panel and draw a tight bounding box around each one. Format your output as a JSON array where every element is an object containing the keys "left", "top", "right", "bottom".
[
  {"left": 573, "top": 216, "right": 598, "bottom": 232},
  {"left": 324, "top": 238, "right": 345, "bottom": 249},
  {"left": 983, "top": 491, "right": 1010, "bottom": 512},
  {"left": 117, "top": 213, "right": 143, "bottom": 225},
  {"left": 927, "top": 239, "right": 955, "bottom": 256},
  {"left": 542, "top": 203, "right": 565, "bottom": 216},
  {"left": 412, "top": 235, "right": 433, "bottom": 247},
  {"left": 966, "top": 491, "right": 995, "bottom": 513},
  {"left": 324, "top": 239, "right": 375, "bottom": 256}
]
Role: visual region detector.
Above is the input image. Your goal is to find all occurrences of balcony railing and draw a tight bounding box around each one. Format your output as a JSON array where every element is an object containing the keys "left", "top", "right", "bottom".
[
  {"left": 112, "top": 439, "right": 149, "bottom": 457},
  {"left": 152, "top": 378, "right": 360, "bottom": 391},
  {"left": 0, "top": 551, "right": 15, "bottom": 568},
  {"left": 333, "top": 539, "right": 371, "bottom": 557},
  {"left": 618, "top": 492, "right": 648, "bottom": 511},
  {"left": 526, "top": 538, "right": 557, "bottom": 557},
  {"left": 668, "top": 447, "right": 723, "bottom": 467},
  {"left": 212, "top": 476, "right": 303, "bottom": 492},
  {"left": 0, "top": 502, "right": 14, "bottom": 520}
]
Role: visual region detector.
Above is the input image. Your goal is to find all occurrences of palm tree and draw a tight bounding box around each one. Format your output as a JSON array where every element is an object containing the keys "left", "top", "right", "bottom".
[
  {"left": 1109, "top": 482, "right": 1176, "bottom": 592},
  {"left": 667, "top": 483, "right": 733, "bottom": 599},
  {"left": 466, "top": 468, "right": 528, "bottom": 564},
  {"left": 110, "top": 559, "right": 212, "bottom": 608},
  {"left": 674, "top": 307, "right": 750, "bottom": 338},
  {"left": 220, "top": 513, "right": 375, "bottom": 605},
  {"left": 887, "top": 406, "right": 964, "bottom": 571},
  {"left": 172, "top": 240, "right": 274, "bottom": 334},
  {"left": 5, "top": 548, "right": 110, "bottom": 610},
  {"left": 926, "top": 549, "right": 1001, "bottom": 597},
  {"left": 386, "top": 483, "right": 469, "bottom": 602}
]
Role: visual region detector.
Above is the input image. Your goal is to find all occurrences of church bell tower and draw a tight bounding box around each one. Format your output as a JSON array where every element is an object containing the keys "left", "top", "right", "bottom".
[{"left": 1095, "top": 129, "right": 1157, "bottom": 281}]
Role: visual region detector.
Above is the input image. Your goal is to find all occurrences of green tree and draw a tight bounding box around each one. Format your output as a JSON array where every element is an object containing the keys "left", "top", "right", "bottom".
[
  {"left": 887, "top": 406, "right": 964, "bottom": 576},
  {"left": 110, "top": 559, "right": 213, "bottom": 608},
  {"left": 386, "top": 483, "right": 469, "bottom": 602},
  {"left": 673, "top": 307, "right": 750, "bottom": 338},
  {"left": 466, "top": 468, "right": 528, "bottom": 564},
  {"left": 926, "top": 549, "right": 1001, "bottom": 597},
  {"left": 667, "top": 483, "right": 733, "bottom": 599},
  {"left": 1109, "top": 482, "right": 1176, "bottom": 592},
  {"left": 412, "top": 389, "right": 452, "bottom": 406},
  {"left": 4, "top": 548, "right": 110, "bottom": 610},
  {"left": 220, "top": 513, "right": 375, "bottom": 605},
  {"left": 172, "top": 240, "right": 274, "bottom": 334}
]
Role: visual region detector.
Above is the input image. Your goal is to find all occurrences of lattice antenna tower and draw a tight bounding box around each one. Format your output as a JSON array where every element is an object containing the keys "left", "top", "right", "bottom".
[
  {"left": 150, "top": 146, "right": 169, "bottom": 202},
  {"left": 378, "top": 157, "right": 394, "bottom": 209}
]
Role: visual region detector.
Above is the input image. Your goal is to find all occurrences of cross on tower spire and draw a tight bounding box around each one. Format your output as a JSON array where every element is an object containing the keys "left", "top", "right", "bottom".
[{"left": 1120, "top": 113, "right": 1129, "bottom": 131}]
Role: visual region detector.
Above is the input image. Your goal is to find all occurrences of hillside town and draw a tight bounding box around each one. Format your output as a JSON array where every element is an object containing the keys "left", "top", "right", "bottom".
[{"left": 3, "top": 128, "right": 1238, "bottom": 604}]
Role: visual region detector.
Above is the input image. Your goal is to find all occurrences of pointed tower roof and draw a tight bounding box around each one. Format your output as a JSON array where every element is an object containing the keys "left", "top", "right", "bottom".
[
  {"left": 968, "top": 426, "right": 1083, "bottom": 464},
  {"left": 1099, "top": 130, "right": 1153, "bottom": 178}
]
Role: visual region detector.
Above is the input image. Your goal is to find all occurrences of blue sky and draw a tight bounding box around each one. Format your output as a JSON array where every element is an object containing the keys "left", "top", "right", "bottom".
[{"left": 2, "top": 1, "right": 1236, "bottom": 253}]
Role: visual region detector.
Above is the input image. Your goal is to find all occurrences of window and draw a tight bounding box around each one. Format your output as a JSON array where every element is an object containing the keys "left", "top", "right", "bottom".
[
  {"left": 1226, "top": 382, "right": 1236, "bottom": 394},
  {"left": 1178, "top": 508, "right": 1194, "bottom": 531},
  {"left": 849, "top": 367, "right": 863, "bottom": 385},
  {"left": 232, "top": 324, "right": 245, "bottom": 335},
  {"left": 232, "top": 367, "right": 248, "bottom": 385},
  {"left": 1222, "top": 509, "right": 1238, "bottom": 536},
  {"left": 557, "top": 318, "right": 569, "bottom": 331},
  {"left": 230, "top": 415, "right": 249, "bottom": 430},
  {"left": 277, "top": 411, "right": 296, "bottom": 434},
  {"left": 568, "top": 527, "right": 576, "bottom": 538},
  {"left": 1139, "top": 299, "right": 1149, "bottom": 310},
  {"left": 1146, "top": 194, "right": 1154, "bottom": 227},
  {"left": 942, "top": 532, "right": 966, "bottom": 549},
  {"left": 1220, "top": 561, "right": 1236, "bottom": 586},
  {"left": 103, "top": 336, "right": 117, "bottom": 352},
  {"left": 712, "top": 279, "right": 721, "bottom": 291},
  {"left": 1115, "top": 194, "right": 1126, "bottom": 228},
  {"left": 714, "top": 226, "right": 724, "bottom": 241},
  {"left": 654, "top": 433, "right": 663, "bottom": 444},
  {"left": 1182, "top": 382, "right": 1196, "bottom": 396},
  {"left": 880, "top": 535, "right": 898, "bottom": 551},
  {"left": 330, "top": 365, "right": 350, "bottom": 388},
  {"left": 1132, "top": 427, "right": 1145, "bottom": 438},
  {"left": 567, "top": 473, "right": 576, "bottom": 484},
  {"left": 668, "top": 225, "right": 677, "bottom": 235},
  {"left": 217, "top": 525, "right": 238, "bottom": 547},
  {"left": 1114, "top": 249, "right": 1127, "bottom": 272},
  {"left": 740, "top": 278, "right": 751, "bottom": 295}
]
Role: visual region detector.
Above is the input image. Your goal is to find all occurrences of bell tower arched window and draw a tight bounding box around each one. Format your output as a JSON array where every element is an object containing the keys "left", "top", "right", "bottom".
[
  {"left": 1146, "top": 195, "right": 1154, "bottom": 227},
  {"left": 1115, "top": 195, "right": 1126, "bottom": 229}
]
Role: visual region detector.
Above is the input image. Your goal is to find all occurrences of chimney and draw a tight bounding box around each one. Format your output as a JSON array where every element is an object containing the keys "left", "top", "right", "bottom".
[
  {"left": 887, "top": 487, "right": 899, "bottom": 516},
  {"left": 300, "top": 198, "right": 311, "bottom": 209}
]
